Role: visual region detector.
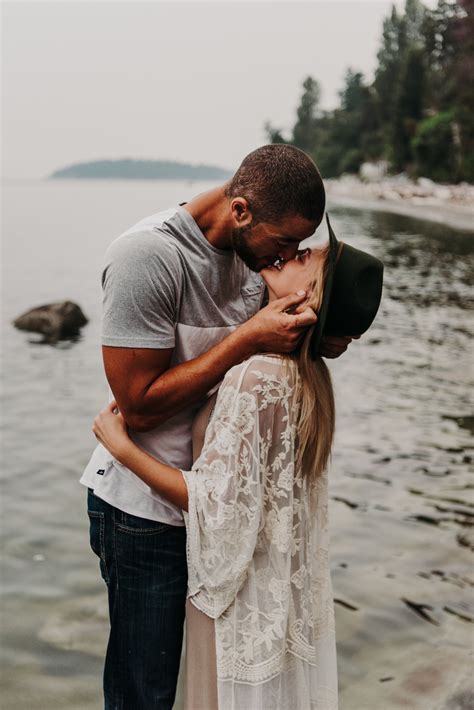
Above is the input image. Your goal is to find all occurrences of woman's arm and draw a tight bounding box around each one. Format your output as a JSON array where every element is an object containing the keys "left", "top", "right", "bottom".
[
  {"left": 181, "top": 356, "right": 295, "bottom": 618},
  {"left": 93, "top": 402, "right": 188, "bottom": 510},
  {"left": 95, "top": 357, "right": 294, "bottom": 620}
]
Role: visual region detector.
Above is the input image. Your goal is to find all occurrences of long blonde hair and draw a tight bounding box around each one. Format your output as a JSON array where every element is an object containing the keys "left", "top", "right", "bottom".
[{"left": 288, "top": 243, "right": 335, "bottom": 480}]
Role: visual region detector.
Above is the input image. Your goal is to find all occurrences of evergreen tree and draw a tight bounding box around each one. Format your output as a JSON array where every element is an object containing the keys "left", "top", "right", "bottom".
[
  {"left": 391, "top": 47, "right": 426, "bottom": 169},
  {"left": 263, "top": 121, "right": 288, "bottom": 145},
  {"left": 404, "top": 0, "right": 426, "bottom": 45},
  {"left": 291, "top": 77, "right": 321, "bottom": 154},
  {"left": 339, "top": 70, "right": 367, "bottom": 113},
  {"left": 337, "top": 70, "right": 382, "bottom": 171},
  {"left": 265, "top": 0, "right": 471, "bottom": 182},
  {"left": 422, "top": 0, "right": 458, "bottom": 108},
  {"left": 374, "top": 7, "right": 406, "bottom": 123},
  {"left": 445, "top": 0, "right": 474, "bottom": 179}
]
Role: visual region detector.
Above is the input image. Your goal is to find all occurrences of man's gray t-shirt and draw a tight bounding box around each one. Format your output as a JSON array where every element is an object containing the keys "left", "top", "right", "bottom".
[{"left": 80, "top": 205, "right": 265, "bottom": 524}]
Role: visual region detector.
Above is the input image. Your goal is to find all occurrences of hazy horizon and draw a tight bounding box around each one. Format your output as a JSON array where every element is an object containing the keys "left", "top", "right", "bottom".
[{"left": 3, "top": 1, "right": 438, "bottom": 180}]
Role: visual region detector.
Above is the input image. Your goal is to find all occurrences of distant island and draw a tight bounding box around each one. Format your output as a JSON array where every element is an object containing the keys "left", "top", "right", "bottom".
[{"left": 49, "top": 159, "right": 234, "bottom": 180}]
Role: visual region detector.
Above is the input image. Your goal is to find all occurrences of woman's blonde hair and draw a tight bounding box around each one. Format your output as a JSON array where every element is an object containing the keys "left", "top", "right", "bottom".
[{"left": 288, "top": 243, "right": 335, "bottom": 480}]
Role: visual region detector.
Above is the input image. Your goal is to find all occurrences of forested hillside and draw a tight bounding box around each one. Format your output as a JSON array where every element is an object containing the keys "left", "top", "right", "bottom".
[{"left": 266, "top": 0, "right": 473, "bottom": 182}]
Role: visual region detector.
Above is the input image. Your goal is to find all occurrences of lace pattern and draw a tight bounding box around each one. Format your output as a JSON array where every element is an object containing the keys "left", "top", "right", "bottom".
[{"left": 182, "top": 355, "right": 338, "bottom": 709}]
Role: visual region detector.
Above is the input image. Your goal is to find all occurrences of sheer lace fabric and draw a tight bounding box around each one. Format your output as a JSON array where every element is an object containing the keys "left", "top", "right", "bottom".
[{"left": 182, "top": 355, "right": 338, "bottom": 710}]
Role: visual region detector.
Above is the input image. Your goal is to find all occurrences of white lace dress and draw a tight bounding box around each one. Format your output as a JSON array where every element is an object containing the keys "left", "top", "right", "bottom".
[{"left": 181, "top": 354, "right": 338, "bottom": 710}]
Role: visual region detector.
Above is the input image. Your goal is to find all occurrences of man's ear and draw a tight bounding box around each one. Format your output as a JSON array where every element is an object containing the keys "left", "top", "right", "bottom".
[{"left": 230, "top": 197, "right": 253, "bottom": 228}]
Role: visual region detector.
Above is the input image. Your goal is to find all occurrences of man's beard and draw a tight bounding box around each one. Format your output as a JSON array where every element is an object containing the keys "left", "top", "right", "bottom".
[{"left": 231, "top": 225, "right": 261, "bottom": 272}]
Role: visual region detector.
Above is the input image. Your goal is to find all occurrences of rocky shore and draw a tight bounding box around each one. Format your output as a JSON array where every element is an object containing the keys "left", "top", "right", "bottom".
[{"left": 326, "top": 174, "right": 474, "bottom": 232}]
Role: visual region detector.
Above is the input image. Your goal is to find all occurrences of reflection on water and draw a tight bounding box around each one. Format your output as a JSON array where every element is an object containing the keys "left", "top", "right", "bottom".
[
  {"left": 322, "top": 206, "right": 474, "bottom": 709},
  {"left": 1, "top": 182, "right": 473, "bottom": 709},
  {"left": 369, "top": 211, "right": 474, "bottom": 310}
]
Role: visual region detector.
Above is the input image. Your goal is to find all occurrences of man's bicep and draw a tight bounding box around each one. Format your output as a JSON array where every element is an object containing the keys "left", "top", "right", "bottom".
[{"left": 102, "top": 345, "right": 173, "bottom": 420}]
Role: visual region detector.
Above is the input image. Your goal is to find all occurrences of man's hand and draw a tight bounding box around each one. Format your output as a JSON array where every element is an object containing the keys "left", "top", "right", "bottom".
[
  {"left": 242, "top": 291, "right": 317, "bottom": 354},
  {"left": 101, "top": 290, "right": 351, "bottom": 434},
  {"left": 319, "top": 334, "right": 359, "bottom": 359}
]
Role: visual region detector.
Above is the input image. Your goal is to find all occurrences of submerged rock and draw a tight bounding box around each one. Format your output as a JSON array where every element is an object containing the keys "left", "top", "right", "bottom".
[
  {"left": 13, "top": 301, "right": 88, "bottom": 343},
  {"left": 457, "top": 530, "right": 474, "bottom": 552},
  {"left": 443, "top": 688, "right": 474, "bottom": 710}
]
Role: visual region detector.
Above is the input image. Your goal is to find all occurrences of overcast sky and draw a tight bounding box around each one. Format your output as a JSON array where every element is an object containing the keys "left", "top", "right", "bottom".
[{"left": 2, "top": 1, "right": 436, "bottom": 180}]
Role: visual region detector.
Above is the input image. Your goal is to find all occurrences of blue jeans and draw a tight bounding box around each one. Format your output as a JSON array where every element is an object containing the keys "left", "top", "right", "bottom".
[{"left": 87, "top": 489, "right": 187, "bottom": 710}]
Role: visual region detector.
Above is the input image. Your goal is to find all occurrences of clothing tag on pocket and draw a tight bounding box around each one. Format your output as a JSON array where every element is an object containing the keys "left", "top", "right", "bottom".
[{"left": 96, "top": 469, "right": 105, "bottom": 476}]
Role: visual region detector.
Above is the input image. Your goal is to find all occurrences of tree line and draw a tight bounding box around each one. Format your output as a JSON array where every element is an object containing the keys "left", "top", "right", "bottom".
[{"left": 265, "top": 0, "right": 473, "bottom": 183}]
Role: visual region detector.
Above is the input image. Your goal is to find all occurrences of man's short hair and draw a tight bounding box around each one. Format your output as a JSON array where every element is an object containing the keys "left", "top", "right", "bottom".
[{"left": 225, "top": 144, "right": 325, "bottom": 225}]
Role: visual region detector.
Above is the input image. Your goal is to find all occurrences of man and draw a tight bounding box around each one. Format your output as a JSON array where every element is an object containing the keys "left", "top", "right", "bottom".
[{"left": 81, "top": 144, "right": 352, "bottom": 709}]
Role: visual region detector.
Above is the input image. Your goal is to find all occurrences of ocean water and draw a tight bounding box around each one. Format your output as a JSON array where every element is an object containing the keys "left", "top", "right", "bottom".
[{"left": 1, "top": 179, "right": 473, "bottom": 709}]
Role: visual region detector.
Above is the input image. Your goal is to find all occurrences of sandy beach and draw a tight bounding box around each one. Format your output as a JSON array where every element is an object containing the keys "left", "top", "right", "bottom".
[{"left": 326, "top": 175, "right": 474, "bottom": 233}]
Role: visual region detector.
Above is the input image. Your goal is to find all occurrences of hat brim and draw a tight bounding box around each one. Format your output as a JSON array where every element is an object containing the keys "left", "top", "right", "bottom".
[{"left": 309, "top": 214, "right": 339, "bottom": 360}]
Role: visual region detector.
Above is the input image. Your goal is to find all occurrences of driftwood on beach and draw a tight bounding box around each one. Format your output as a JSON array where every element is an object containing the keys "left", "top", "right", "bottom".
[{"left": 13, "top": 301, "right": 88, "bottom": 343}]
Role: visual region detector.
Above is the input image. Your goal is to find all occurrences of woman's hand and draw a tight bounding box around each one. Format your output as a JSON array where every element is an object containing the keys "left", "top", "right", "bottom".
[
  {"left": 320, "top": 334, "right": 360, "bottom": 358},
  {"left": 92, "top": 400, "right": 189, "bottom": 509},
  {"left": 93, "top": 400, "right": 133, "bottom": 463}
]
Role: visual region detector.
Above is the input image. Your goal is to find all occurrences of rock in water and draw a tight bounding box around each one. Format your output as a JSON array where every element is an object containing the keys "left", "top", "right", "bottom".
[
  {"left": 13, "top": 301, "right": 88, "bottom": 342},
  {"left": 456, "top": 530, "right": 474, "bottom": 552}
]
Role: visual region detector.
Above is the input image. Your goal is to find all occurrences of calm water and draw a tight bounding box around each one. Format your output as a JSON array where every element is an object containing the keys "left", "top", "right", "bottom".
[{"left": 1, "top": 180, "right": 473, "bottom": 710}]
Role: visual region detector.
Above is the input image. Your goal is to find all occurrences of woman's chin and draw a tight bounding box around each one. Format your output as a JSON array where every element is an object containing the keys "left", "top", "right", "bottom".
[{"left": 260, "top": 269, "right": 274, "bottom": 290}]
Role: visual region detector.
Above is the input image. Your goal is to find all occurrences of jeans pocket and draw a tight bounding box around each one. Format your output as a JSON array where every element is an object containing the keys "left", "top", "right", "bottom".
[
  {"left": 116, "top": 511, "right": 169, "bottom": 536},
  {"left": 116, "top": 515, "right": 187, "bottom": 589},
  {"left": 87, "top": 509, "right": 109, "bottom": 584}
]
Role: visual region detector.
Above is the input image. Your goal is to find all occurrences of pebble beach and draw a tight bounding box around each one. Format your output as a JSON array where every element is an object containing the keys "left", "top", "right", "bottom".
[{"left": 326, "top": 174, "right": 474, "bottom": 233}]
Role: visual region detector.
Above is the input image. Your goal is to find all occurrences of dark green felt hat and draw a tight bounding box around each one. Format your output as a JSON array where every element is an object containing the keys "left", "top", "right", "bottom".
[{"left": 310, "top": 214, "right": 384, "bottom": 360}]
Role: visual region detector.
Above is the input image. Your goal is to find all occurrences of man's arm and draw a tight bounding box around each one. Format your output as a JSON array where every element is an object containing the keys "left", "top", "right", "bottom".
[{"left": 103, "top": 291, "right": 316, "bottom": 432}]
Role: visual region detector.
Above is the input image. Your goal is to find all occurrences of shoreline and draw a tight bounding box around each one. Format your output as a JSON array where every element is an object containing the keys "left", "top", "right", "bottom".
[
  {"left": 325, "top": 176, "right": 474, "bottom": 233},
  {"left": 3, "top": 175, "right": 472, "bottom": 233}
]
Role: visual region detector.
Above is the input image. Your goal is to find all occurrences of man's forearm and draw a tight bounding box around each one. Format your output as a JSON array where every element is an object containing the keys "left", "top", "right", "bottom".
[
  {"left": 120, "top": 290, "right": 316, "bottom": 431},
  {"left": 131, "top": 325, "right": 255, "bottom": 431}
]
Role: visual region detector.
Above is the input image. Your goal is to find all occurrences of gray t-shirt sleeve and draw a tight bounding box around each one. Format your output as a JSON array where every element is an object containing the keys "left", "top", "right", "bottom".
[{"left": 101, "top": 229, "right": 182, "bottom": 349}]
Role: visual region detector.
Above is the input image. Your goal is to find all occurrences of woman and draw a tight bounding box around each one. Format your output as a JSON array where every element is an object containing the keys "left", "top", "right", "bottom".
[{"left": 93, "top": 218, "right": 383, "bottom": 710}]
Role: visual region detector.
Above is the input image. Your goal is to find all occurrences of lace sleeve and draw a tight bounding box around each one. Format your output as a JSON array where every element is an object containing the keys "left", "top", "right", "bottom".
[{"left": 181, "top": 355, "right": 292, "bottom": 619}]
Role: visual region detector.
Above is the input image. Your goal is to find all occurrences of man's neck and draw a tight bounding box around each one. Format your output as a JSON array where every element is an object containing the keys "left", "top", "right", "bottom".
[{"left": 183, "top": 183, "right": 234, "bottom": 250}]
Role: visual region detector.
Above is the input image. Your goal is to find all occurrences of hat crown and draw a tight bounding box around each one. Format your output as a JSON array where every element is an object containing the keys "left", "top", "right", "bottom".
[
  {"left": 310, "top": 216, "right": 384, "bottom": 358},
  {"left": 324, "top": 243, "right": 384, "bottom": 337}
]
